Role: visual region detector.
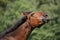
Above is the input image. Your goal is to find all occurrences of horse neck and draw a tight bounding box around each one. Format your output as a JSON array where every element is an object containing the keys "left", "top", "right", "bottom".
[{"left": 7, "top": 20, "right": 33, "bottom": 40}]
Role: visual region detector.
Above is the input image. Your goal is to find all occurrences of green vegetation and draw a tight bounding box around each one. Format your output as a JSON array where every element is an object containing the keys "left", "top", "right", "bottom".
[{"left": 0, "top": 0, "right": 60, "bottom": 40}]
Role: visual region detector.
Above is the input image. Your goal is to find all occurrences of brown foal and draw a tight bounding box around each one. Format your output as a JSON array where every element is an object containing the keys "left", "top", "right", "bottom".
[{"left": 0, "top": 11, "right": 50, "bottom": 40}]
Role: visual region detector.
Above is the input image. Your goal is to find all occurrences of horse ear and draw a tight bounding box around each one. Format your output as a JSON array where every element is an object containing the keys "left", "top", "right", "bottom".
[{"left": 22, "top": 11, "right": 32, "bottom": 16}]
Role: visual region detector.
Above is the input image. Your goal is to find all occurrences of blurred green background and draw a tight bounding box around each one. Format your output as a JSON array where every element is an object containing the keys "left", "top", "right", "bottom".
[{"left": 0, "top": 0, "right": 60, "bottom": 40}]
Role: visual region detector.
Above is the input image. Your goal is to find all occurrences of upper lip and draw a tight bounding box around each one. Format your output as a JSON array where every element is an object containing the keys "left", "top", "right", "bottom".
[{"left": 42, "top": 18, "right": 50, "bottom": 23}]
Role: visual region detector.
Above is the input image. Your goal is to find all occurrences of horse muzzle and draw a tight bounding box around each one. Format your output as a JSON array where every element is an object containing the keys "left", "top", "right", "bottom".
[{"left": 42, "top": 15, "right": 50, "bottom": 23}]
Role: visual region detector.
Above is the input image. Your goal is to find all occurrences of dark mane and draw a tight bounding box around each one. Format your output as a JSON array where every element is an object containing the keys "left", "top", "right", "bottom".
[{"left": 0, "top": 16, "right": 27, "bottom": 38}]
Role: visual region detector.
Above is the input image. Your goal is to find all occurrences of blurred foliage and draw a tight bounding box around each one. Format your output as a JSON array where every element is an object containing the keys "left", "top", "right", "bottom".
[{"left": 0, "top": 0, "right": 60, "bottom": 40}]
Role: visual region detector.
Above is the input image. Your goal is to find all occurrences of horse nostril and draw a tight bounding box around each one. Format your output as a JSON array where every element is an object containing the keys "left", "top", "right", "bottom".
[
  {"left": 45, "top": 15, "right": 48, "bottom": 16},
  {"left": 44, "top": 15, "right": 48, "bottom": 18}
]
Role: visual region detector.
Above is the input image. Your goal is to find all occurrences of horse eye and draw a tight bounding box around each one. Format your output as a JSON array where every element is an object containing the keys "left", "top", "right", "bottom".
[{"left": 31, "top": 13, "right": 34, "bottom": 16}]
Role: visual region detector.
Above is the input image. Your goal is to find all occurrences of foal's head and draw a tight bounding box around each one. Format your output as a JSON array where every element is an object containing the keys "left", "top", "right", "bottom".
[{"left": 22, "top": 11, "right": 50, "bottom": 28}]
